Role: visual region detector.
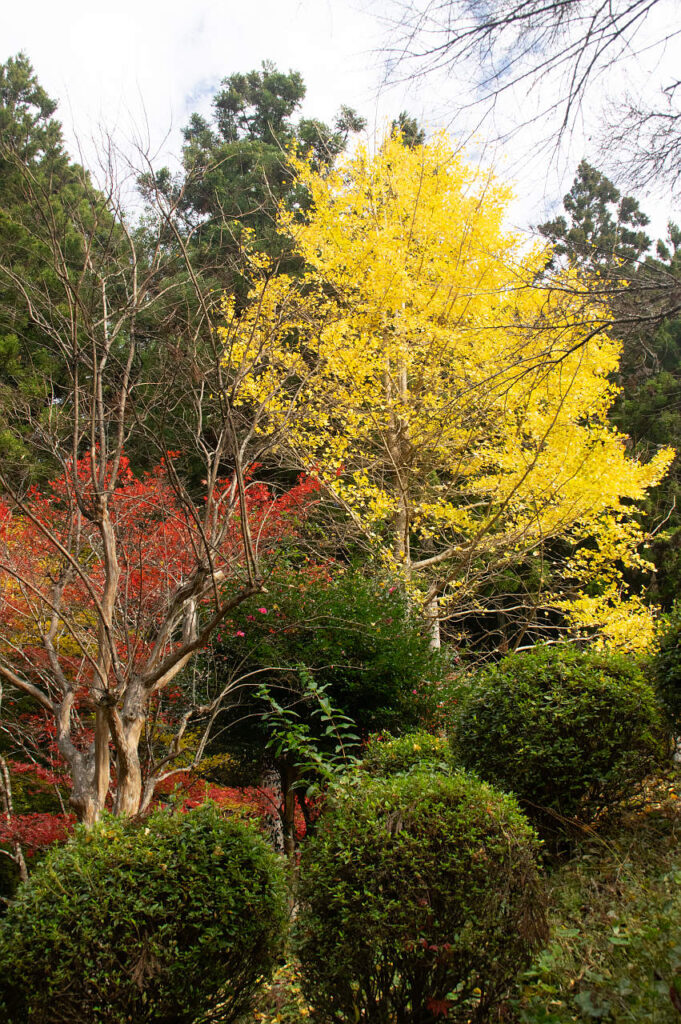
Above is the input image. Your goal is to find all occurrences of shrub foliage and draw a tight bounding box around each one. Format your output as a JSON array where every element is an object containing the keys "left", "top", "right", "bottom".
[
  {"left": 295, "top": 771, "right": 546, "bottom": 1023},
  {"left": 213, "top": 567, "right": 448, "bottom": 739},
  {"left": 454, "top": 646, "right": 665, "bottom": 831},
  {"left": 361, "top": 730, "right": 456, "bottom": 777},
  {"left": 0, "top": 804, "right": 288, "bottom": 1023},
  {"left": 651, "top": 603, "right": 681, "bottom": 736}
]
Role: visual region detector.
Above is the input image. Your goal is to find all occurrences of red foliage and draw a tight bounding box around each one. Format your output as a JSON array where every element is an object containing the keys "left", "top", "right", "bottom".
[
  {"left": 0, "top": 454, "right": 320, "bottom": 692},
  {"left": 153, "top": 774, "right": 309, "bottom": 839},
  {"left": 0, "top": 453, "right": 323, "bottom": 825},
  {"left": 425, "top": 998, "right": 454, "bottom": 1018},
  {"left": 1, "top": 764, "right": 310, "bottom": 860},
  {"left": 8, "top": 760, "right": 64, "bottom": 787},
  {"left": 0, "top": 812, "right": 74, "bottom": 855},
  {"left": 0, "top": 757, "right": 73, "bottom": 856}
]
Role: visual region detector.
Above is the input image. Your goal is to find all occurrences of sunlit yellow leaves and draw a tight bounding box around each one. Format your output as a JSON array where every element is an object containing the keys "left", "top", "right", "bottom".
[
  {"left": 561, "top": 589, "right": 658, "bottom": 655},
  {"left": 218, "top": 132, "right": 674, "bottom": 650}
]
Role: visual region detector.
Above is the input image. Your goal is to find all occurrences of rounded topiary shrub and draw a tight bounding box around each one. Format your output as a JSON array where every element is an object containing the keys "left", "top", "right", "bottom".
[
  {"left": 295, "top": 771, "right": 546, "bottom": 1024},
  {"left": 0, "top": 803, "right": 288, "bottom": 1023},
  {"left": 651, "top": 604, "right": 681, "bottom": 737},
  {"left": 453, "top": 646, "right": 666, "bottom": 832},
  {"left": 361, "top": 730, "right": 456, "bottom": 777}
]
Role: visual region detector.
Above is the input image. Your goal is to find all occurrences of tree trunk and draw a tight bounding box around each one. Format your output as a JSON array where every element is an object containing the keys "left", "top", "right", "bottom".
[
  {"left": 93, "top": 707, "right": 111, "bottom": 810},
  {"left": 69, "top": 765, "right": 101, "bottom": 826},
  {"left": 0, "top": 755, "right": 28, "bottom": 883},
  {"left": 424, "top": 595, "right": 441, "bottom": 649},
  {"left": 260, "top": 765, "right": 284, "bottom": 853},
  {"left": 114, "top": 764, "right": 142, "bottom": 816},
  {"left": 282, "top": 763, "right": 297, "bottom": 858},
  {"left": 113, "top": 717, "right": 145, "bottom": 817},
  {"left": 106, "top": 681, "right": 147, "bottom": 818}
]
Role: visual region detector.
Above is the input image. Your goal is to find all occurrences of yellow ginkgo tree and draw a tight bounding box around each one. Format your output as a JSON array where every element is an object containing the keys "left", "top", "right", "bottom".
[{"left": 219, "top": 133, "right": 673, "bottom": 652}]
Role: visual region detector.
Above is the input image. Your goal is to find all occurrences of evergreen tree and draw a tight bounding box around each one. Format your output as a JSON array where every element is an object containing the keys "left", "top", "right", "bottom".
[
  {"left": 144, "top": 62, "right": 365, "bottom": 305},
  {"left": 0, "top": 54, "right": 95, "bottom": 480},
  {"left": 539, "top": 159, "right": 681, "bottom": 607},
  {"left": 611, "top": 230, "right": 681, "bottom": 605},
  {"left": 538, "top": 159, "right": 651, "bottom": 270},
  {"left": 390, "top": 111, "right": 426, "bottom": 147}
]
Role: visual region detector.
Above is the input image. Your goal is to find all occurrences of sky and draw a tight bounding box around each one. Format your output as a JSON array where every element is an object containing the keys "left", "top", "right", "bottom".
[
  {"left": 3, "top": 0, "right": 680, "bottom": 239},
  {"left": 3, "top": 1, "right": 400, "bottom": 164}
]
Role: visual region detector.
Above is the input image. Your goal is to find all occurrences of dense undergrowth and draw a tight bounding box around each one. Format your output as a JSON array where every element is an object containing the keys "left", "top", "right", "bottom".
[
  {"left": 252, "top": 773, "right": 681, "bottom": 1023},
  {"left": 514, "top": 776, "right": 681, "bottom": 1024},
  {"left": 4, "top": 650, "right": 680, "bottom": 1022}
]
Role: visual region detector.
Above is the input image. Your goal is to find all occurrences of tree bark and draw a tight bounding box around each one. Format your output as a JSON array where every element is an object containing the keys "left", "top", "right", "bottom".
[
  {"left": 424, "top": 595, "right": 441, "bottom": 649},
  {"left": 106, "top": 680, "right": 148, "bottom": 817},
  {"left": 282, "top": 763, "right": 298, "bottom": 858},
  {"left": 113, "top": 742, "right": 143, "bottom": 817},
  {"left": 68, "top": 762, "right": 101, "bottom": 827},
  {"left": 0, "top": 755, "right": 28, "bottom": 883}
]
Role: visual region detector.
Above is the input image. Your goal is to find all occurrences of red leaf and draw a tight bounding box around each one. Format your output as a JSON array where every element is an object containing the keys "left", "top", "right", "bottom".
[{"left": 426, "top": 997, "right": 452, "bottom": 1018}]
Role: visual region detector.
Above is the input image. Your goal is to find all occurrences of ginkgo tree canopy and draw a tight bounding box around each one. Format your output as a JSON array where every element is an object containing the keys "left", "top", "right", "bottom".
[{"left": 219, "top": 132, "right": 673, "bottom": 651}]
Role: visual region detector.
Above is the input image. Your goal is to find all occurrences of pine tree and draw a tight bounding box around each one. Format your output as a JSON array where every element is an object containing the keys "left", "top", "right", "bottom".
[{"left": 538, "top": 159, "right": 651, "bottom": 270}]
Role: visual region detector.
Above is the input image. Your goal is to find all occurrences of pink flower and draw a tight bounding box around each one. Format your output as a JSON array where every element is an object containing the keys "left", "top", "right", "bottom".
[
  {"left": 388, "top": 586, "right": 397, "bottom": 594},
  {"left": 257, "top": 607, "right": 268, "bottom": 614},
  {"left": 235, "top": 631, "right": 245, "bottom": 637}
]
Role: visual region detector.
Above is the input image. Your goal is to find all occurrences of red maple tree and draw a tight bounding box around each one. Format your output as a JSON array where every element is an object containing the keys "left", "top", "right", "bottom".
[{"left": 0, "top": 452, "right": 319, "bottom": 824}]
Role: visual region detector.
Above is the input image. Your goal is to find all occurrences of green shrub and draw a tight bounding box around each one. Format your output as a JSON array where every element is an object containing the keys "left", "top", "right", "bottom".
[
  {"left": 651, "top": 603, "right": 681, "bottom": 736},
  {"left": 454, "top": 646, "right": 665, "bottom": 833},
  {"left": 295, "top": 771, "right": 546, "bottom": 1023},
  {"left": 212, "top": 567, "right": 449, "bottom": 740},
  {"left": 0, "top": 803, "right": 288, "bottom": 1023},
  {"left": 361, "top": 730, "right": 456, "bottom": 777}
]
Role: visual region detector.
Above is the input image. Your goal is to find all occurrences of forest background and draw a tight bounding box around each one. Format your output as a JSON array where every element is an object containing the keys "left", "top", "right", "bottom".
[
  {"left": 2, "top": 2, "right": 681, "bottom": 1021},
  {"left": 2, "top": 0, "right": 681, "bottom": 928}
]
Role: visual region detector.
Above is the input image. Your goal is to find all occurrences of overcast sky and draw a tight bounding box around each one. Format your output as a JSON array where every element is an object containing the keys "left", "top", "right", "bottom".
[
  {"left": 3, "top": 0, "right": 680, "bottom": 238},
  {"left": 3, "top": 1, "right": 400, "bottom": 161}
]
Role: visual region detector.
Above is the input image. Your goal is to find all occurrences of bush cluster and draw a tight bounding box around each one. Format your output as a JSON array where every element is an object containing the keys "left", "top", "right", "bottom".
[
  {"left": 4, "top": 642, "right": 670, "bottom": 1024},
  {"left": 453, "top": 646, "right": 665, "bottom": 832},
  {"left": 361, "top": 730, "right": 455, "bottom": 777},
  {"left": 295, "top": 770, "right": 547, "bottom": 1023},
  {"left": 0, "top": 804, "right": 287, "bottom": 1023}
]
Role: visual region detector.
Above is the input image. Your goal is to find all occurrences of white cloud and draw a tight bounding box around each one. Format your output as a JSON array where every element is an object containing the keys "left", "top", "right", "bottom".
[
  {"left": 2, "top": 0, "right": 680, "bottom": 238},
  {"left": 3, "top": 1, "right": 410, "bottom": 165}
]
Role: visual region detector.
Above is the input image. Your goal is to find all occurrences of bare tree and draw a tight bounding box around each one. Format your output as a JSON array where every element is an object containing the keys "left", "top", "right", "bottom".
[
  {"left": 379, "top": 0, "right": 680, "bottom": 178},
  {"left": 0, "top": 131, "right": 326, "bottom": 825},
  {"left": 601, "top": 84, "right": 681, "bottom": 196}
]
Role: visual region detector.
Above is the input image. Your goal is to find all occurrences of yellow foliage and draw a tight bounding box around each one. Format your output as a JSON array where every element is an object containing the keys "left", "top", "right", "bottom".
[
  {"left": 560, "top": 587, "right": 657, "bottom": 655},
  {"left": 557, "top": 514, "right": 661, "bottom": 653},
  {"left": 218, "top": 133, "right": 674, "bottom": 650}
]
